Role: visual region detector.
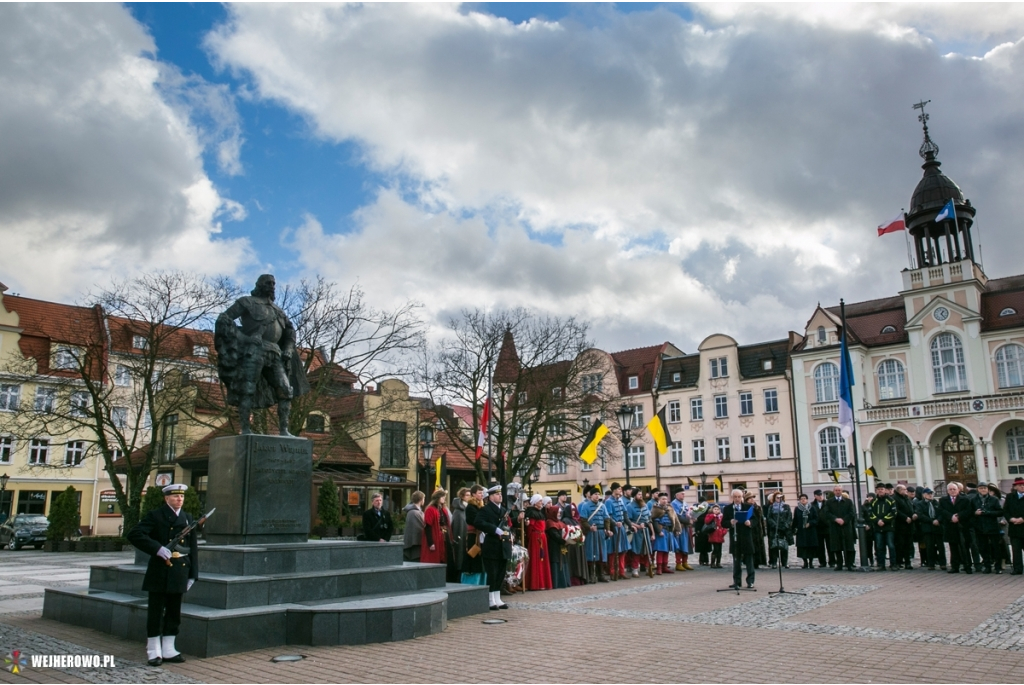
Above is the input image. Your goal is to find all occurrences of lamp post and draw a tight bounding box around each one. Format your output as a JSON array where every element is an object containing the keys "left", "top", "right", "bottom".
[
  {"left": 0, "top": 473, "right": 8, "bottom": 520},
  {"left": 420, "top": 425, "right": 434, "bottom": 493},
  {"left": 582, "top": 477, "right": 589, "bottom": 494},
  {"left": 614, "top": 403, "right": 634, "bottom": 487},
  {"left": 699, "top": 471, "right": 707, "bottom": 501}
]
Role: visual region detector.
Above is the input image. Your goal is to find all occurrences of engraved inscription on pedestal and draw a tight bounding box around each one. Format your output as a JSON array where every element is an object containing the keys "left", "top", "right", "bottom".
[{"left": 205, "top": 434, "right": 312, "bottom": 544}]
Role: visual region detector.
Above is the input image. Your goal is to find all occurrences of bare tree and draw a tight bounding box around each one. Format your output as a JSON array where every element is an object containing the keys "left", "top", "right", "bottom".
[
  {"left": 6, "top": 272, "right": 237, "bottom": 532},
  {"left": 421, "top": 308, "right": 611, "bottom": 491}
]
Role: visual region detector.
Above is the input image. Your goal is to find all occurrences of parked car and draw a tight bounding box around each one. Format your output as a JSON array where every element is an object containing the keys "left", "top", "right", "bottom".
[{"left": 0, "top": 514, "right": 49, "bottom": 550}]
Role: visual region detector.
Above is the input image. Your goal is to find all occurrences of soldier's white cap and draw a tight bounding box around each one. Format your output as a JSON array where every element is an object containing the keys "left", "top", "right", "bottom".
[{"left": 162, "top": 484, "right": 188, "bottom": 495}]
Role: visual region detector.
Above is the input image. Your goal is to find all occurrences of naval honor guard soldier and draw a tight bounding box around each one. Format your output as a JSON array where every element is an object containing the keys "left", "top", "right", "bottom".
[{"left": 127, "top": 484, "right": 199, "bottom": 666}]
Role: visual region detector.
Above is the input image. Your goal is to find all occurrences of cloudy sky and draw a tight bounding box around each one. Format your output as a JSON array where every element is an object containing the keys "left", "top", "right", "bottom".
[{"left": 3, "top": 2, "right": 1024, "bottom": 353}]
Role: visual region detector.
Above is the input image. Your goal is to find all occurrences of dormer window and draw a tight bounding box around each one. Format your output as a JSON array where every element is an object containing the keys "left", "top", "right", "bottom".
[
  {"left": 1000, "top": 307, "right": 1017, "bottom": 317},
  {"left": 305, "top": 414, "right": 326, "bottom": 433},
  {"left": 132, "top": 335, "right": 147, "bottom": 350},
  {"left": 672, "top": 372, "right": 681, "bottom": 383},
  {"left": 628, "top": 376, "right": 639, "bottom": 390},
  {"left": 817, "top": 326, "right": 826, "bottom": 344},
  {"left": 53, "top": 345, "right": 76, "bottom": 370},
  {"left": 193, "top": 345, "right": 209, "bottom": 358},
  {"left": 552, "top": 387, "right": 562, "bottom": 398},
  {"left": 709, "top": 357, "right": 728, "bottom": 378},
  {"left": 762, "top": 359, "right": 773, "bottom": 371},
  {"left": 880, "top": 325, "right": 897, "bottom": 334}
]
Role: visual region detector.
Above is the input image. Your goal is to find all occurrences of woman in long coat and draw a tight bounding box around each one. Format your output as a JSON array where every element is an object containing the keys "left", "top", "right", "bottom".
[
  {"left": 524, "top": 494, "right": 553, "bottom": 590},
  {"left": 766, "top": 491, "right": 794, "bottom": 569},
  {"left": 793, "top": 493, "right": 819, "bottom": 568},
  {"left": 461, "top": 485, "right": 487, "bottom": 584},
  {"left": 544, "top": 505, "right": 571, "bottom": 589},
  {"left": 449, "top": 488, "right": 469, "bottom": 582},
  {"left": 421, "top": 489, "right": 452, "bottom": 565},
  {"left": 744, "top": 493, "right": 769, "bottom": 568}
]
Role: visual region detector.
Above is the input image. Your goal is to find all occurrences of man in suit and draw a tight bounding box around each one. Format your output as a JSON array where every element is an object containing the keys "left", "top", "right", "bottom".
[
  {"left": 723, "top": 489, "right": 756, "bottom": 589},
  {"left": 127, "top": 484, "right": 199, "bottom": 666},
  {"left": 812, "top": 490, "right": 832, "bottom": 568},
  {"left": 474, "top": 483, "right": 513, "bottom": 610},
  {"left": 822, "top": 485, "right": 857, "bottom": 571},
  {"left": 361, "top": 492, "right": 394, "bottom": 542},
  {"left": 938, "top": 482, "right": 974, "bottom": 574},
  {"left": 1004, "top": 477, "right": 1024, "bottom": 575}
]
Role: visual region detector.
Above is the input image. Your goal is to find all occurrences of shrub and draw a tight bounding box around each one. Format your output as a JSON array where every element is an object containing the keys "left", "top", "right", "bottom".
[
  {"left": 318, "top": 476, "right": 341, "bottom": 528},
  {"left": 140, "top": 485, "right": 165, "bottom": 517},
  {"left": 46, "top": 486, "right": 81, "bottom": 541},
  {"left": 183, "top": 486, "right": 203, "bottom": 520}
]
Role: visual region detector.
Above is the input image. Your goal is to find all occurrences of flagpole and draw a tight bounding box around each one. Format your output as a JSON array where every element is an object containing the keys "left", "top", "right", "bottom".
[
  {"left": 900, "top": 209, "right": 914, "bottom": 269},
  {"left": 840, "top": 299, "right": 869, "bottom": 571},
  {"left": 487, "top": 366, "right": 493, "bottom": 482}
]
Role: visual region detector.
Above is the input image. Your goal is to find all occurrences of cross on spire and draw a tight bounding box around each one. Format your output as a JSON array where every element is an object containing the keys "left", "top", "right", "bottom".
[{"left": 913, "top": 99, "right": 939, "bottom": 159}]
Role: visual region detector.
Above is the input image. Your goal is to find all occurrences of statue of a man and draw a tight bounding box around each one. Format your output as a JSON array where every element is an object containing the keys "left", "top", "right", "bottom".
[{"left": 214, "top": 274, "right": 310, "bottom": 435}]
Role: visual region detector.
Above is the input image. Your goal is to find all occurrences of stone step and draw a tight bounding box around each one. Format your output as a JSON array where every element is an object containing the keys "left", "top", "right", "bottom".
[
  {"left": 132, "top": 539, "right": 404, "bottom": 575},
  {"left": 91, "top": 561, "right": 448, "bottom": 609},
  {"left": 43, "top": 582, "right": 487, "bottom": 657}
]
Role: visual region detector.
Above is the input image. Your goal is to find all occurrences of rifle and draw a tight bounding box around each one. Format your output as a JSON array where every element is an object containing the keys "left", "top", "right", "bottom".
[{"left": 165, "top": 508, "right": 216, "bottom": 567}]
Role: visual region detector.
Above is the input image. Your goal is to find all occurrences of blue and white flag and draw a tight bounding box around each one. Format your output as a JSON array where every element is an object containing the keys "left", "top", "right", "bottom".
[
  {"left": 838, "top": 326, "right": 855, "bottom": 439},
  {"left": 934, "top": 199, "right": 955, "bottom": 223}
]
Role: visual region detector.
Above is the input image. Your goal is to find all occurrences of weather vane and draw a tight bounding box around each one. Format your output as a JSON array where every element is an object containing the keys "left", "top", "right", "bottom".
[{"left": 913, "top": 99, "right": 939, "bottom": 159}]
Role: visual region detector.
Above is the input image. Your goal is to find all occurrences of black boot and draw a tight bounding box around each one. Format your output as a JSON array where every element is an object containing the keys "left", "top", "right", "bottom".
[{"left": 277, "top": 399, "right": 293, "bottom": 436}]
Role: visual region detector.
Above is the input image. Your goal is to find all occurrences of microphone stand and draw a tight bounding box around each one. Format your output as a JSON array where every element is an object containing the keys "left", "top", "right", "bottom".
[{"left": 768, "top": 503, "right": 804, "bottom": 598}]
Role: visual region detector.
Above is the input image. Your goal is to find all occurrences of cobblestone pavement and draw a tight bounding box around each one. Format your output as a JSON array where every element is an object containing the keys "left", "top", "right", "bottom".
[
  {"left": 0, "top": 550, "right": 134, "bottom": 615},
  {"left": 2, "top": 562, "right": 1024, "bottom": 683}
]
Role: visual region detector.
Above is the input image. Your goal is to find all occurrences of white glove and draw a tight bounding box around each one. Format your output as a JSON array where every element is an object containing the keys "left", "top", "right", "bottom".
[
  {"left": 186, "top": 579, "right": 195, "bottom": 591},
  {"left": 494, "top": 528, "right": 504, "bottom": 537},
  {"left": 156, "top": 546, "right": 172, "bottom": 560}
]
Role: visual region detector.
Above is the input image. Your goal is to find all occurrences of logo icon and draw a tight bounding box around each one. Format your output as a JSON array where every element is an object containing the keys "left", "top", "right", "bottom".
[{"left": 5, "top": 650, "right": 28, "bottom": 674}]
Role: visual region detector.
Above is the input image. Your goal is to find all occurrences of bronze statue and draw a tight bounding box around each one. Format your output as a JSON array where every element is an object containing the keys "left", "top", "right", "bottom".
[{"left": 214, "top": 275, "right": 310, "bottom": 435}]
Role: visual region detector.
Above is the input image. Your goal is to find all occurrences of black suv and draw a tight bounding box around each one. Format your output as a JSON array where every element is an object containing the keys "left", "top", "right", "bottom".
[{"left": 0, "top": 514, "right": 49, "bottom": 550}]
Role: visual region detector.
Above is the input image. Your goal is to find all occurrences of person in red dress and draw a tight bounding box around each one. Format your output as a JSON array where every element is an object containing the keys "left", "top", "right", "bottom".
[
  {"left": 421, "top": 489, "right": 451, "bottom": 564},
  {"left": 525, "top": 494, "right": 553, "bottom": 590}
]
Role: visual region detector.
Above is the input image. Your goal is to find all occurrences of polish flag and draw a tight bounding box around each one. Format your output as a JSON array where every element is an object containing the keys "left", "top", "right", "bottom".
[
  {"left": 877, "top": 211, "right": 906, "bottom": 236},
  {"left": 474, "top": 395, "right": 491, "bottom": 461}
]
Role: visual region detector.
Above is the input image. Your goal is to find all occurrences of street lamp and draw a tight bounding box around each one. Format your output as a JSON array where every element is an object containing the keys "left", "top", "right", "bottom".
[
  {"left": 614, "top": 403, "right": 634, "bottom": 487},
  {"left": 582, "top": 478, "right": 589, "bottom": 494},
  {"left": 0, "top": 473, "right": 8, "bottom": 519},
  {"left": 420, "top": 425, "right": 434, "bottom": 492}
]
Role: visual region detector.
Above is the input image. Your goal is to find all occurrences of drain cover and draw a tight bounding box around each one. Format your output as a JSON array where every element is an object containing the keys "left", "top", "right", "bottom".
[
  {"left": 271, "top": 655, "right": 305, "bottom": 663},
  {"left": 482, "top": 619, "right": 507, "bottom": 624}
]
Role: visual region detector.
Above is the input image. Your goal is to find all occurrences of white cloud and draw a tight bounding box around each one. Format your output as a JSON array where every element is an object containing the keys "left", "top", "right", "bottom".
[
  {"left": 208, "top": 3, "right": 1024, "bottom": 348},
  {"left": 0, "top": 4, "right": 251, "bottom": 301}
]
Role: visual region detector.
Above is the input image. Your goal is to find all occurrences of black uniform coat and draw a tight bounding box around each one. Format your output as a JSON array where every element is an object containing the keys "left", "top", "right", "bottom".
[
  {"left": 913, "top": 497, "right": 942, "bottom": 535},
  {"left": 937, "top": 494, "right": 974, "bottom": 543},
  {"left": 822, "top": 495, "right": 857, "bottom": 548},
  {"left": 973, "top": 494, "right": 1004, "bottom": 535},
  {"left": 1004, "top": 491, "right": 1024, "bottom": 539},
  {"left": 475, "top": 500, "right": 513, "bottom": 560},
  {"left": 127, "top": 504, "right": 199, "bottom": 594},
  {"left": 793, "top": 504, "right": 819, "bottom": 548}
]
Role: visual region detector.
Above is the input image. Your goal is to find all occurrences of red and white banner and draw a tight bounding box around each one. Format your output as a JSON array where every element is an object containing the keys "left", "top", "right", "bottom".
[
  {"left": 474, "top": 394, "right": 491, "bottom": 461},
  {"left": 877, "top": 211, "right": 906, "bottom": 236}
]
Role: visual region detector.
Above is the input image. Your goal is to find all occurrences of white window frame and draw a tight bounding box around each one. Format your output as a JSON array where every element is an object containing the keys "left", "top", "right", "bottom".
[
  {"left": 70, "top": 391, "right": 90, "bottom": 418},
  {"left": 716, "top": 437, "right": 730, "bottom": 462},
  {"left": 29, "top": 437, "right": 50, "bottom": 465},
  {"left": 0, "top": 384, "right": 20, "bottom": 412},
  {"left": 0, "top": 435, "right": 14, "bottom": 463},
  {"left": 767, "top": 433, "right": 781, "bottom": 459},
  {"left": 877, "top": 358, "right": 907, "bottom": 400},
  {"left": 193, "top": 345, "right": 209, "bottom": 358},
  {"left": 996, "top": 344, "right": 1024, "bottom": 389},
  {"left": 53, "top": 345, "right": 77, "bottom": 370},
  {"left": 667, "top": 400, "right": 681, "bottom": 423},
  {"left": 670, "top": 441, "right": 684, "bottom": 465},
  {"left": 628, "top": 444, "right": 646, "bottom": 470},
  {"left": 132, "top": 335, "right": 148, "bottom": 350},
  {"left": 1007, "top": 426, "right": 1024, "bottom": 462},
  {"left": 581, "top": 374, "right": 603, "bottom": 394},
  {"left": 111, "top": 406, "right": 129, "bottom": 430},
  {"left": 764, "top": 388, "right": 778, "bottom": 413},
  {"left": 690, "top": 397, "right": 703, "bottom": 421},
  {"left": 628, "top": 375, "right": 639, "bottom": 390},
  {"left": 692, "top": 439, "right": 705, "bottom": 463},
  {"left": 814, "top": 362, "right": 839, "bottom": 403},
  {"left": 548, "top": 454, "right": 568, "bottom": 475},
  {"left": 34, "top": 386, "right": 56, "bottom": 413},
  {"left": 931, "top": 332, "right": 968, "bottom": 393},
  {"left": 114, "top": 364, "right": 132, "bottom": 387},
  {"left": 672, "top": 372, "right": 681, "bottom": 383},
  {"left": 710, "top": 357, "right": 728, "bottom": 378},
  {"left": 817, "top": 326, "right": 826, "bottom": 343},
  {"left": 887, "top": 435, "right": 913, "bottom": 468},
  {"left": 739, "top": 391, "right": 753, "bottom": 416},
  {"left": 818, "top": 426, "right": 847, "bottom": 470},
  {"left": 742, "top": 435, "right": 756, "bottom": 460},
  {"left": 64, "top": 440, "right": 86, "bottom": 467},
  {"left": 714, "top": 395, "right": 728, "bottom": 419},
  {"left": 631, "top": 404, "right": 644, "bottom": 429}
]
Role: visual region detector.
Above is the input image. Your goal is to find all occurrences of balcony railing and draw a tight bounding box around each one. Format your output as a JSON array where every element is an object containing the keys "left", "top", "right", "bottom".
[
  {"left": 861, "top": 391, "right": 1024, "bottom": 423},
  {"left": 812, "top": 402, "right": 838, "bottom": 417}
]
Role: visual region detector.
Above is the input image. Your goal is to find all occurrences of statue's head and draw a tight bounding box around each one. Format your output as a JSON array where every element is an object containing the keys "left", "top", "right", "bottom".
[{"left": 252, "top": 274, "right": 276, "bottom": 300}]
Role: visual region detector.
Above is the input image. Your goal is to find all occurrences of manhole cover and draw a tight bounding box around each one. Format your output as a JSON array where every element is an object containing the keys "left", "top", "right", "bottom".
[
  {"left": 812, "top": 591, "right": 835, "bottom": 595},
  {"left": 482, "top": 619, "right": 507, "bottom": 624},
  {"left": 271, "top": 655, "right": 305, "bottom": 663}
]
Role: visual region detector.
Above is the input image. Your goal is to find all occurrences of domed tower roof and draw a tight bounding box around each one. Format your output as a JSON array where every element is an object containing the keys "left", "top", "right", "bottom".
[{"left": 909, "top": 154, "right": 966, "bottom": 214}]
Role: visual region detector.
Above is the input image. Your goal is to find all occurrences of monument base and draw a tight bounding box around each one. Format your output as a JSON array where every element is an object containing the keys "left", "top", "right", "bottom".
[{"left": 204, "top": 434, "right": 312, "bottom": 545}]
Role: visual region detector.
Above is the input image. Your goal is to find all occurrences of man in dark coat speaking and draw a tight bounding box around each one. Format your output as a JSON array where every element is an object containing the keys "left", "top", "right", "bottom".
[
  {"left": 823, "top": 484, "right": 858, "bottom": 571},
  {"left": 723, "top": 489, "right": 756, "bottom": 589},
  {"left": 127, "top": 484, "right": 199, "bottom": 666}
]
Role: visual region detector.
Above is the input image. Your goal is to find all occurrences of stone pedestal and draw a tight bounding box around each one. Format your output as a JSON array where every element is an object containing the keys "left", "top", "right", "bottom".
[{"left": 204, "top": 434, "right": 313, "bottom": 545}]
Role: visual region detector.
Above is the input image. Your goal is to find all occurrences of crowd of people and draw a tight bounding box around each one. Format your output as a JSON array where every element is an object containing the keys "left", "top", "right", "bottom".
[{"left": 384, "top": 475, "right": 1024, "bottom": 603}]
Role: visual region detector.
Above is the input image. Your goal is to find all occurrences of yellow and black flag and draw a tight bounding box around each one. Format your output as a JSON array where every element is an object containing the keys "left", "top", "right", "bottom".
[
  {"left": 579, "top": 419, "right": 609, "bottom": 465},
  {"left": 645, "top": 406, "right": 672, "bottom": 455},
  {"left": 713, "top": 475, "right": 723, "bottom": 491},
  {"left": 686, "top": 477, "right": 696, "bottom": 487},
  {"left": 829, "top": 470, "right": 841, "bottom": 483},
  {"left": 865, "top": 465, "right": 878, "bottom": 478}
]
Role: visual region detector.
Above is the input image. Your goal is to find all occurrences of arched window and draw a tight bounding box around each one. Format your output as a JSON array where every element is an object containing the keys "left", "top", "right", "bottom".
[
  {"left": 818, "top": 426, "right": 847, "bottom": 470},
  {"left": 931, "top": 332, "right": 967, "bottom": 393},
  {"left": 995, "top": 344, "right": 1024, "bottom": 388},
  {"left": 880, "top": 325, "right": 897, "bottom": 334},
  {"left": 887, "top": 435, "right": 913, "bottom": 468},
  {"left": 1007, "top": 426, "right": 1024, "bottom": 463},
  {"left": 999, "top": 307, "right": 1017, "bottom": 317},
  {"left": 877, "top": 359, "right": 906, "bottom": 400},
  {"left": 817, "top": 326, "right": 827, "bottom": 344},
  {"left": 814, "top": 362, "right": 839, "bottom": 403}
]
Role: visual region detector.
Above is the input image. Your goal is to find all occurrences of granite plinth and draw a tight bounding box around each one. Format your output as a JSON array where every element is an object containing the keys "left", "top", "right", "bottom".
[{"left": 205, "top": 434, "right": 312, "bottom": 544}]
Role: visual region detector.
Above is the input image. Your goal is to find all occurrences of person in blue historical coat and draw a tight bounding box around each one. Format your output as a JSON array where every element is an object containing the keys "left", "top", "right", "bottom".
[{"left": 578, "top": 486, "right": 610, "bottom": 582}]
